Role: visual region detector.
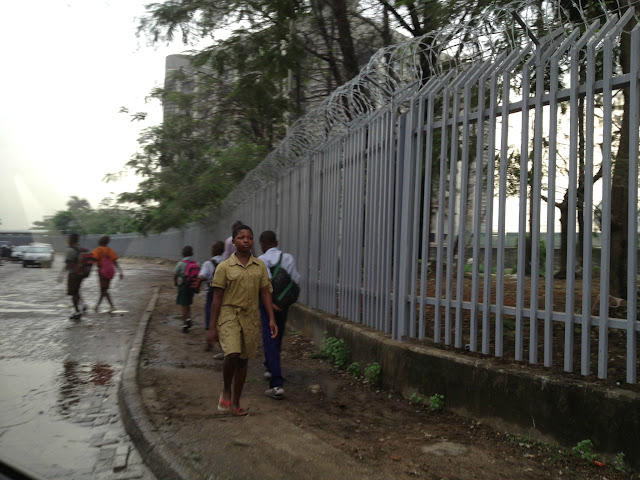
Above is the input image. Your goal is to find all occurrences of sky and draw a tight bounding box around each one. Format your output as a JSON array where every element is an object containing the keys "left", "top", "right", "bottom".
[{"left": 0, "top": 0, "right": 209, "bottom": 230}]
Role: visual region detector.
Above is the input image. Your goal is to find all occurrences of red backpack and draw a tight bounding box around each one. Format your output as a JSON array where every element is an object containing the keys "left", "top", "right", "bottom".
[
  {"left": 99, "top": 255, "right": 116, "bottom": 279},
  {"left": 183, "top": 260, "right": 201, "bottom": 294}
]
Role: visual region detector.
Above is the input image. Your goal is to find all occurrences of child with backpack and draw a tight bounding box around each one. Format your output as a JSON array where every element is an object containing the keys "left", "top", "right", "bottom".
[
  {"left": 258, "top": 230, "right": 301, "bottom": 399},
  {"left": 173, "top": 245, "right": 200, "bottom": 333},
  {"left": 199, "top": 241, "right": 225, "bottom": 352},
  {"left": 58, "top": 233, "right": 91, "bottom": 320},
  {"left": 92, "top": 235, "right": 124, "bottom": 313}
]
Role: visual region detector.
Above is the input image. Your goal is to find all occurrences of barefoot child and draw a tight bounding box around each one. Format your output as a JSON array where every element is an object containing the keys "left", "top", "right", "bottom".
[{"left": 206, "top": 225, "right": 277, "bottom": 416}]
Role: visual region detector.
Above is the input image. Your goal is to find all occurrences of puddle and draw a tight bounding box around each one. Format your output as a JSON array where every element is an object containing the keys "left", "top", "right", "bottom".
[{"left": 0, "top": 359, "right": 112, "bottom": 477}]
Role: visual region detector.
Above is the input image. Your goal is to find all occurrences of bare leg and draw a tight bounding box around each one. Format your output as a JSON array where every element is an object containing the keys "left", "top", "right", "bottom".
[
  {"left": 72, "top": 294, "right": 80, "bottom": 312},
  {"left": 96, "top": 292, "right": 104, "bottom": 308},
  {"left": 222, "top": 353, "right": 239, "bottom": 403},
  {"left": 104, "top": 291, "right": 113, "bottom": 308},
  {"left": 232, "top": 358, "right": 248, "bottom": 409}
]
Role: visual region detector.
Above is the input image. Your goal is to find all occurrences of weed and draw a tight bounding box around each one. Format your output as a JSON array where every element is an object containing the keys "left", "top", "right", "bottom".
[
  {"left": 347, "top": 362, "right": 360, "bottom": 378},
  {"left": 319, "top": 334, "right": 350, "bottom": 369},
  {"left": 614, "top": 452, "right": 626, "bottom": 471},
  {"left": 503, "top": 318, "right": 516, "bottom": 331},
  {"left": 572, "top": 439, "right": 596, "bottom": 463},
  {"left": 429, "top": 393, "right": 445, "bottom": 410},
  {"left": 409, "top": 393, "right": 423, "bottom": 405},
  {"left": 364, "top": 362, "right": 381, "bottom": 385}
]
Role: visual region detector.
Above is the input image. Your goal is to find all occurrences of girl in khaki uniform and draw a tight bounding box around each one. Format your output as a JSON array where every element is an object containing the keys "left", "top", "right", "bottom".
[{"left": 207, "top": 225, "right": 277, "bottom": 416}]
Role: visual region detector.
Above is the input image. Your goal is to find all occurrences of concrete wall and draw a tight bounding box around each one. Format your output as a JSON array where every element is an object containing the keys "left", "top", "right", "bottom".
[{"left": 288, "top": 303, "right": 640, "bottom": 468}]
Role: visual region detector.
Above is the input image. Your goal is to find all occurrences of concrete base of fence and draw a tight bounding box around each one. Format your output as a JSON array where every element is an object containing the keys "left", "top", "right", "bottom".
[{"left": 289, "top": 303, "right": 640, "bottom": 468}]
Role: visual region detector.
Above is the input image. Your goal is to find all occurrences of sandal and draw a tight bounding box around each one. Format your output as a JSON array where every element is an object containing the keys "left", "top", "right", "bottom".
[
  {"left": 231, "top": 407, "right": 248, "bottom": 416},
  {"left": 218, "top": 394, "right": 231, "bottom": 412}
]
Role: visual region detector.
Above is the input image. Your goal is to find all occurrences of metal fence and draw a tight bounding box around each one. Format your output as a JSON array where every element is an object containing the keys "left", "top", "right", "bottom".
[
  {"left": 75, "top": 2, "right": 640, "bottom": 384},
  {"left": 219, "top": 3, "right": 640, "bottom": 384}
]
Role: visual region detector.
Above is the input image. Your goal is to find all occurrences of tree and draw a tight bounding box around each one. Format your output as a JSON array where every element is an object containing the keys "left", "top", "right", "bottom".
[{"left": 30, "top": 197, "right": 140, "bottom": 235}]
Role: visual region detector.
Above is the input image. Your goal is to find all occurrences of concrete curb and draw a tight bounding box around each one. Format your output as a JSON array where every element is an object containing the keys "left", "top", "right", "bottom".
[{"left": 118, "top": 287, "right": 205, "bottom": 480}]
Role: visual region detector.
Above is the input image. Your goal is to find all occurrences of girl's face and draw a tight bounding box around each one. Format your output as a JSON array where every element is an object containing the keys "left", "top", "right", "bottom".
[{"left": 233, "top": 229, "right": 254, "bottom": 253}]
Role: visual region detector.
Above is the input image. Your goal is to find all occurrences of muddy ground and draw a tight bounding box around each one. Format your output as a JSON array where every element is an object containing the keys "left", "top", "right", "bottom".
[{"left": 137, "top": 279, "right": 638, "bottom": 480}]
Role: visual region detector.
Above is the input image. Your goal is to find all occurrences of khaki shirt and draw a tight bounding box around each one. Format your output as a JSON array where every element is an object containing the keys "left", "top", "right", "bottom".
[{"left": 211, "top": 253, "right": 272, "bottom": 330}]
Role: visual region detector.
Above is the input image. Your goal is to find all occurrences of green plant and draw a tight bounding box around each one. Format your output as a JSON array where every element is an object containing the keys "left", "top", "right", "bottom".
[
  {"left": 364, "top": 362, "right": 381, "bottom": 385},
  {"left": 409, "top": 393, "right": 423, "bottom": 405},
  {"left": 320, "top": 335, "right": 350, "bottom": 369},
  {"left": 347, "top": 362, "right": 360, "bottom": 377},
  {"left": 429, "top": 393, "right": 445, "bottom": 410},
  {"left": 572, "top": 439, "right": 596, "bottom": 463},
  {"left": 614, "top": 452, "right": 626, "bottom": 471}
]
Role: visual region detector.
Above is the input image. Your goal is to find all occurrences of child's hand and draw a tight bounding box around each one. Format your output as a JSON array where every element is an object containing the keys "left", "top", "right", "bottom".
[
  {"left": 269, "top": 320, "right": 278, "bottom": 339},
  {"left": 207, "top": 328, "right": 219, "bottom": 345}
]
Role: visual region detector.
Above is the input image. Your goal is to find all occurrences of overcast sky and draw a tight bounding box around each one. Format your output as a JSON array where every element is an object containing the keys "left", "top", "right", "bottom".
[{"left": 0, "top": 0, "right": 208, "bottom": 230}]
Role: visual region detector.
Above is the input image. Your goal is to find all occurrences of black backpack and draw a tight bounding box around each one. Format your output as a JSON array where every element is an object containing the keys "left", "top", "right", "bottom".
[{"left": 270, "top": 253, "right": 300, "bottom": 309}]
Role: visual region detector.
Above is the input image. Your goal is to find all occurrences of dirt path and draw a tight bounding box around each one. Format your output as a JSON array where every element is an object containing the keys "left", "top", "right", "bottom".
[{"left": 136, "top": 284, "right": 637, "bottom": 479}]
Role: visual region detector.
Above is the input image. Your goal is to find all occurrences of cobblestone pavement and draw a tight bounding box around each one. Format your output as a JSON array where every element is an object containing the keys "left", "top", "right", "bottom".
[{"left": 0, "top": 254, "right": 174, "bottom": 480}]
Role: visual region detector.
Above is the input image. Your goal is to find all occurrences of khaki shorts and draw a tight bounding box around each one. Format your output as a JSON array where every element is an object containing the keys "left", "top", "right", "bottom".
[{"left": 218, "top": 308, "right": 259, "bottom": 360}]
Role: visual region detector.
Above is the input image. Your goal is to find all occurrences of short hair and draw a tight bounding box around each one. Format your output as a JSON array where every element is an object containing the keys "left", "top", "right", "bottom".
[
  {"left": 68, "top": 233, "right": 79, "bottom": 245},
  {"left": 98, "top": 235, "right": 110, "bottom": 246},
  {"left": 259, "top": 230, "right": 277, "bottom": 245},
  {"left": 211, "top": 241, "right": 224, "bottom": 256},
  {"left": 232, "top": 224, "right": 253, "bottom": 239},
  {"left": 231, "top": 220, "right": 243, "bottom": 234},
  {"left": 182, "top": 245, "right": 193, "bottom": 257}
]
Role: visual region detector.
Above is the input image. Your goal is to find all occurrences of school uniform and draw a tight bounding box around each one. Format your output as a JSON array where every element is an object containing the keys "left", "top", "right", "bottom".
[
  {"left": 258, "top": 247, "right": 301, "bottom": 390},
  {"left": 211, "top": 253, "right": 271, "bottom": 359}
]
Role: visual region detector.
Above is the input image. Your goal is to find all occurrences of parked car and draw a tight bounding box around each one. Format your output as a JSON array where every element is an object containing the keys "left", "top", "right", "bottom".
[
  {"left": 0, "top": 241, "right": 11, "bottom": 258},
  {"left": 10, "top": 245, "right": 29, "bottom": 262},
  {"left": 30, "top": 242, "right": 54, "bottom": 253},
  {"left": 22, "top": 246, "right": 54, "bottom": 268}
]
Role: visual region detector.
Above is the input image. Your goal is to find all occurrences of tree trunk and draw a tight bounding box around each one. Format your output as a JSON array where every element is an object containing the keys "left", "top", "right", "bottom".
[
  {"left": 609, "top": 14, "right": 636, "bottom": 299},
  {"left": 331, "top": 0, "right": 360, "bottom": 81},
  {"left": 556, "top": 194, "right": 569, "bottom": 279}
]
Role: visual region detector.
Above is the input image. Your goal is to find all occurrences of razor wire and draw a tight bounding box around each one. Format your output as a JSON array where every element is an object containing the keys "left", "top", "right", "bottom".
[{"left": 220, "top": 0, "right": 639, "bottom": 210}]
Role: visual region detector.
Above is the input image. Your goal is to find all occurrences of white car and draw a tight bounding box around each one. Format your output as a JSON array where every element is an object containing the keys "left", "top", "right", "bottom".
[
  {"left": 22, "top": 245, "right": 54, "bottom": 268},
  {"left": 10, "top": 245, "right": 29, "bottom": 262}
]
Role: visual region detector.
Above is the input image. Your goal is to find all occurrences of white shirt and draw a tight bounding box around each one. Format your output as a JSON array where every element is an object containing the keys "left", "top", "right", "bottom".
[
  {"left": 222, "top": 236, "right": 235, "bottom": 260},
  {"left": 200, "top": 255, "right": 224, "bottom": 292},
  {"left": 258, "top": 247, "right": 301, "bottom": 285}
]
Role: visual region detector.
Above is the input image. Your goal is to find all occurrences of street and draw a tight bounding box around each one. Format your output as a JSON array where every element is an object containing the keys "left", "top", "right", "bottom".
[{"left": 0, "top": 254, "right": 172, "bottom": 480}]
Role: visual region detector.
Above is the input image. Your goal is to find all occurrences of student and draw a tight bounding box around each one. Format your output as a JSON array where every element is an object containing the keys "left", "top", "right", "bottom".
[
  {"left": 92, "top": 235, "right": 124, "bottom": 313},
  {"left": 206, "top": 224, "right": 277, "bottom": 416},
  {"left": 258, "top": 230, "right": 301, "bottom": 399},
  {"left": 173, "top": 245, "right": 197, "bottom": 333},
  {"left": 199, "top": 241, "right": 225, "bottom": 351},
  {"left": 58, "top": 233, "right": 87, "bottom": 320}
]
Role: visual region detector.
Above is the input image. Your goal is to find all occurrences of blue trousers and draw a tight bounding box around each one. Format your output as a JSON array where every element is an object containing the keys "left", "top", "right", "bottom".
[{"left": 260, "top": 304, "right": 287, "bottom": 388}]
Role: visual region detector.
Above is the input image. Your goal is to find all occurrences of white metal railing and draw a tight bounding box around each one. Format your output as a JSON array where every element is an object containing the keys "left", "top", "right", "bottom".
[{"left": 229, "top": 4, "right": 639, "bottom": 384}]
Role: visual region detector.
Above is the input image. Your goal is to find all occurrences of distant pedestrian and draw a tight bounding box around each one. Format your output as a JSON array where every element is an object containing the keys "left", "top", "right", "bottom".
[
  {"left": 199, "top": 240, "right": 225, "bottom": 351},
  {"left": 173, "top": 245, "right": 197, "bottom": 333},
  {"left": 58, "top": 233, "right": 87, "bottom": 320},
  {"left": 206, "top": 224, "right": 277, "bottom": 416},
  {"left": 92, "top": 235, "right": 123, "bottom": 313},
  {"left": 258, "top": 230, "right": 301, "bottom": 400},
  {"left": 222, "top": 220, "right": 243, "bottom": 260}
]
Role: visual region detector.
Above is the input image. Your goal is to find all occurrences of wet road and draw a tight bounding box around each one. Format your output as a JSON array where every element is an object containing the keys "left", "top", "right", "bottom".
[{"left": 0, "top": 255, "right": 172, "bottom": 480}]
